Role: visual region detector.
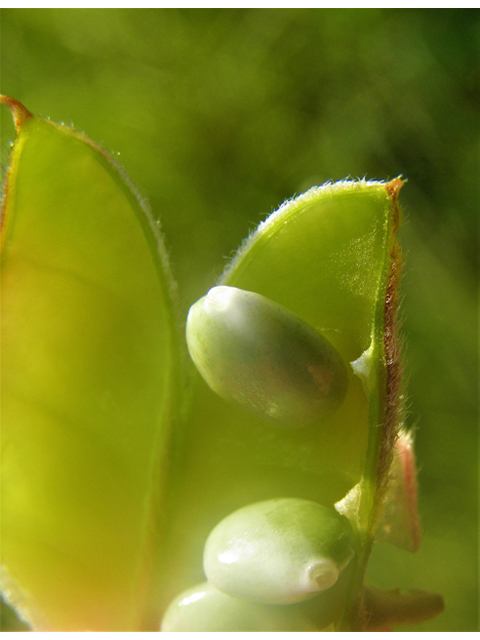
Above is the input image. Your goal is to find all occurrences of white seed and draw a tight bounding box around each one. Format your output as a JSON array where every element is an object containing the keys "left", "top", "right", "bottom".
[
  {"left": 203, "top": 498, "right": 355, "bottom": 605},
  {"left": 186, "top": 286, "right": 348, "bottom": 428},
  {"left": 160, "top": 582, "right": 317, "bottom": 631}
]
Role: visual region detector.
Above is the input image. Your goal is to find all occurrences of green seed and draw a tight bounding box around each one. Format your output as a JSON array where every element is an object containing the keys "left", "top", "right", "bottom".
[
  {"left": 203, "top": 498, "right": 355, "bottom": 604},
  {"left": 186, "top": 286, "right": 348, "bottom": 428},
  {"left": 160, "top": 582, "right": 317, "bottom": 631}
]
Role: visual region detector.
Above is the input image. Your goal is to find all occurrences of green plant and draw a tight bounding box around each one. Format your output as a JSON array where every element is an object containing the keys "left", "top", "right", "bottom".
[{"left": 0, "top": 96, "right": 443, "bottom": 631}]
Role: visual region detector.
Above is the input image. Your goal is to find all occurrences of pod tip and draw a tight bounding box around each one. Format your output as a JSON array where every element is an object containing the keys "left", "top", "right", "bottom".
[
  {"left": 0, "top": 96, "right": 33, "bottom": 131},
  {"left": 386, "top": 176, "right": 405, "bottom": 202}
]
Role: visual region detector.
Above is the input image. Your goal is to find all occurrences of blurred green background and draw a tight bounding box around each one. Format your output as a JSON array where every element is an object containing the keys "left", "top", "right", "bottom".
[{"left": 0, "top": 8, "right": 478, "bottom": 631}]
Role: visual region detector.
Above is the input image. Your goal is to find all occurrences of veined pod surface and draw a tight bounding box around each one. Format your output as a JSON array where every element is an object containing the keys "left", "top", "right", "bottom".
[
  {"left": 186, "top": 286, "right": 348, "bottom": 427},
  {"left": 160, "top": 582, "right": 317, "bottom": 632},
  {"left": 0, "top": 98, "right": 180, "bottom": 630},
  {"left": 203, "top": 498, "right": 355, "bottom": 605}
]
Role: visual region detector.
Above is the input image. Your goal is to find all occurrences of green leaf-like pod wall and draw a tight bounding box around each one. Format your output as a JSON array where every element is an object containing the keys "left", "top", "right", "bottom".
[{"left": 0, "top": 97, "right": 181, "bottom": 630}]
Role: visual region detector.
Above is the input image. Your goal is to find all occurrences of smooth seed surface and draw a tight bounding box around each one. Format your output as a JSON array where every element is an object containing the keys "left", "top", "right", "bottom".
[
  {"left": 186, "top": 286, "right": 348, "bottom": 428},
  {"left": 203, "top": 497, "right": 355, "bottom": 604}
]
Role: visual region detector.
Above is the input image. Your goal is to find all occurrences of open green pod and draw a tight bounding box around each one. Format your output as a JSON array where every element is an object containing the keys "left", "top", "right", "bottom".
[
  {"left": 163, "top": 178, "right": 404, "bottom": 629},
  {"left": 1, "top": 93, "right": 442, "bottom": 631},
  {"left": 0, "top": 97, "right": 181, "bottom": 630},
  {"left": 203, "top": 498, "right": 355, "bottom": 604}
]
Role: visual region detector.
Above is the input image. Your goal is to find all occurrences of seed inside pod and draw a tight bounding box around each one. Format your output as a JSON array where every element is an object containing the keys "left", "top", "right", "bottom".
[
  {"left": 186, "top": 286, "right": 348, "bottom": 428},
  {"left": 203, "top": 497, "right": 355, "bottom": 604},
  {"left": 160, "top": 581, "right": 317, "bottom": 632}
]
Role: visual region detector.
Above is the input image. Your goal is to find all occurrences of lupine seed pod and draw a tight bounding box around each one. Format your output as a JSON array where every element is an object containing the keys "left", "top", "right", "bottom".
[
  {"left": 163, "top": 180, "right": 405, "bottom": 622},
  {"left": 160, "top": 582, "right": 317, "bottom": 632},
  {"left": 203, "top": 498, "right": 355, "bottom": 605},
  {"left": 186, "top": 286, "right": 348, "bottom": 428}
]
